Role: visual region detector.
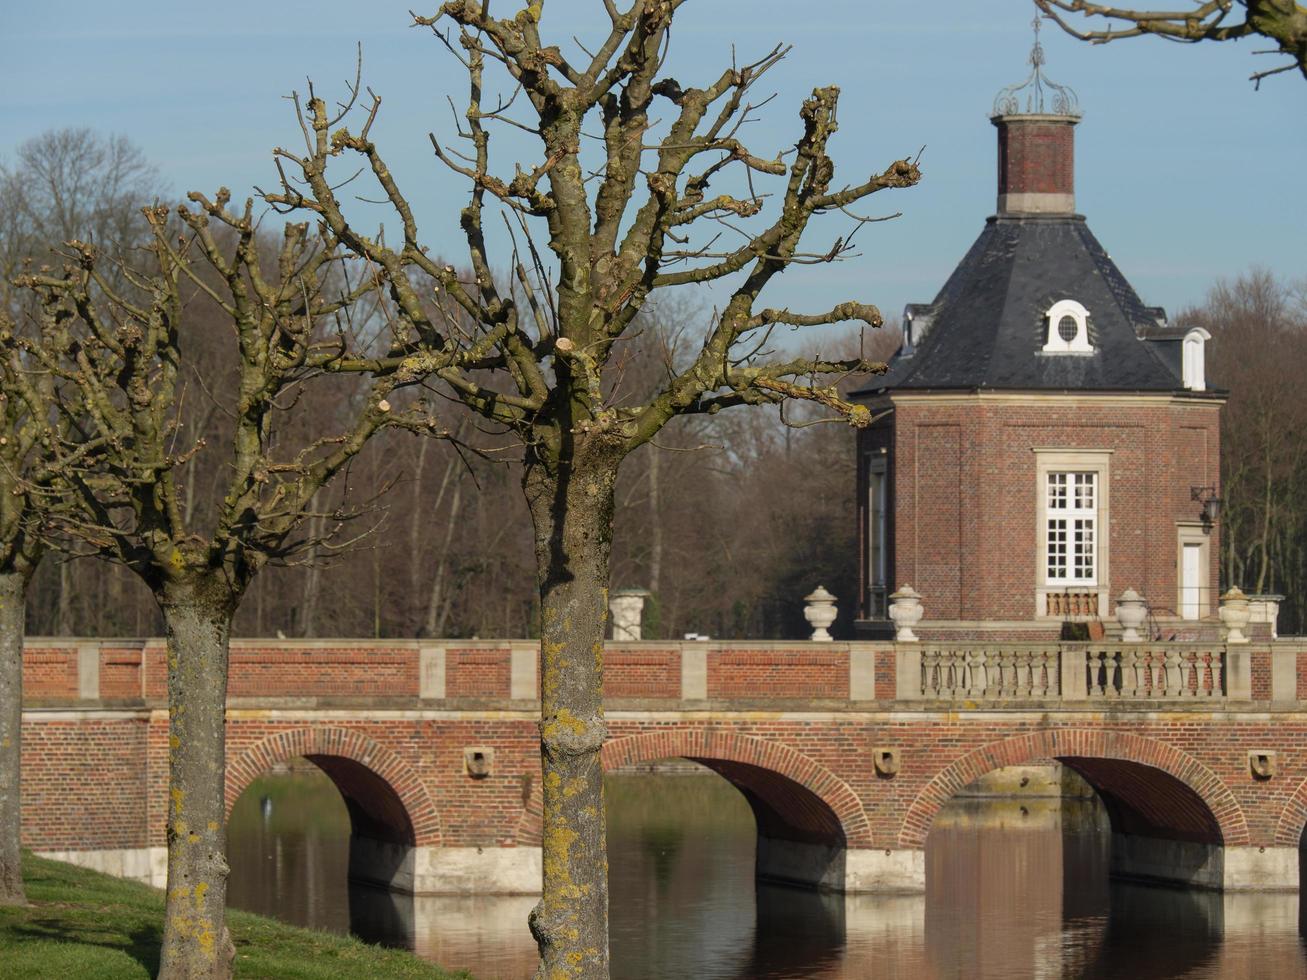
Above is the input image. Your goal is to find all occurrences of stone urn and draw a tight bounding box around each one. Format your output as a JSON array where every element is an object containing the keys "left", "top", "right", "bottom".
[
  {"left": 1219, "top": 587, "right": 1252, "bottom": 645},
  {"left": 1115, "top": 588, "right": 1148, "bottom": 643},
  {"left": 888, "top": 585, "right": 925, "bottom": 642},
  {"left": 609, "top": 588, "right": 650, "bottom": 641},
  {"left": 803, "top": 586, "right": 838, "bottom": 641}
]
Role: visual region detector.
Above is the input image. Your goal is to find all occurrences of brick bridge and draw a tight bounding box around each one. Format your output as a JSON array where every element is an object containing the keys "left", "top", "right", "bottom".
[{"left": 19, "top": 636, "right": 1307, "bottom": 895}]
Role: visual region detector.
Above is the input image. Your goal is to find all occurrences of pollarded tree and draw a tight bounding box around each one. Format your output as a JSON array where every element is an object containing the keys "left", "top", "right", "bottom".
[
  {"left": 1036, "top": 0, "right": 1307, "bottom": 85},
  {"left": 0, "top": 128, "right": 164, "bottom": 907},
  {"left": 265, "top": 5, "right": 920, "bottom": 976},
  {"left": 0, "top": 360, "right": 65, "bottom": 906},
  {"left": 1, "top": 196, "right": 450, "bottom": 979}
]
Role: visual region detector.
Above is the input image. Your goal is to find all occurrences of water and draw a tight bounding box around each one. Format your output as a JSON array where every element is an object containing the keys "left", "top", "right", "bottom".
[{"left": 227, "top": 765, "right": 1307, "bottom": 979}]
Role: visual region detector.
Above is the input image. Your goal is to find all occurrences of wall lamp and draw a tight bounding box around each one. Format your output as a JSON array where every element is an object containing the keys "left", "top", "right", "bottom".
[{"left": 1191, "top": 486, "right": 1222, "bottom": 528}]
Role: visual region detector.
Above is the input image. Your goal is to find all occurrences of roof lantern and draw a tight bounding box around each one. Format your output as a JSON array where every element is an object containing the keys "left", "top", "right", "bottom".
[{"left": 991, "top": 16, "right": 1082, "bottom": 217}]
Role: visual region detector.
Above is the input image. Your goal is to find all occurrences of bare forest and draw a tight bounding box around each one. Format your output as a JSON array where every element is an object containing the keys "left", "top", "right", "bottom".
[{"left": 18, "top": 299, "right": 899, "bottom": 644}]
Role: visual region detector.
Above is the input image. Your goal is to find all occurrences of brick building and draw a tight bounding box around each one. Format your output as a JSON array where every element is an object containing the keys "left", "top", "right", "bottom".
[{"left": 854, "top": 46, "right": 1223, "bottom": 640}]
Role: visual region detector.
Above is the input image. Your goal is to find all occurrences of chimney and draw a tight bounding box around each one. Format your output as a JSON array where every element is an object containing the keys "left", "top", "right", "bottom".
[
  {"left": 991, "top": 16, "right": 1081, "bottom": 217},
  {"left": 992, "top": 113, "right": 1077, "bottom": 215}
]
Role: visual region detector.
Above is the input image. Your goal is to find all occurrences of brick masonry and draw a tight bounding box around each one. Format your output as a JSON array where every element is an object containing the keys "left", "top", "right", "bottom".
[
  {"left": 994, "top": 116, "right": 1075, "bottom": 198},
  {"left": 19, "top": 638, "right": 1307, "bottom": 880},
  {"left": 858, "top": 396, "right": 1223, "bottom": 626}
]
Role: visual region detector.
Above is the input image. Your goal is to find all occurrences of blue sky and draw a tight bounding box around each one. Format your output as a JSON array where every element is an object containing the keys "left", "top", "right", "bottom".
[{"left": 3, "top": 0, "right": 1303, "bottom": 332}]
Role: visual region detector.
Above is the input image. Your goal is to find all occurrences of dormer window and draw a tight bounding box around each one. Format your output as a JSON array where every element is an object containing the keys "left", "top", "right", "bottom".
[
  {"left": 1042, "top": 299, "right": 1092, "bottom": 354},
  {"left": 1182, "top": 327, "right": 1210, "bottom": 391}
]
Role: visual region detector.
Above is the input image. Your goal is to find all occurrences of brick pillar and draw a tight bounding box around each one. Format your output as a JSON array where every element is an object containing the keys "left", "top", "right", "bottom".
[{"left": 991, "top": 113, "right": 1077, "bottom": 215}]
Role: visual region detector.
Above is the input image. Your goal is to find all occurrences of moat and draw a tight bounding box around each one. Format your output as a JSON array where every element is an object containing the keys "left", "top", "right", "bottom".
[{"left": 227, "top": 765, "right": 1307, "bottom": 979}]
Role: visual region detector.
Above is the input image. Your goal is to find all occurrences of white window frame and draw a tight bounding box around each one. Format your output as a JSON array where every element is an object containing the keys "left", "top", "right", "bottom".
[
  {"left": 1182, "top": 327, "right": 1210, "bottom": 391},
  {"left": 866, "top": 454, "right": 889, "bottom": 617},
  {"left": 1042, "top": 299, "right": 1093, "bottom": 354},
  {"left": 1034, "top": 449, "right": 1111, "bottom": 618}
]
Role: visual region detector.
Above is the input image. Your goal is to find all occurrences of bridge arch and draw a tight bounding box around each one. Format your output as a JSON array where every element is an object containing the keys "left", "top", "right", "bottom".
[
  {"left": 899, "top": 728, "right": 1249, "bottom": 849},
  {"left": 514, "top": 730, "right": 870, "bottom": 850},
  {"left": 1272, "top": 774, "right": 1307, "bottom": 847},
  {"left": 225, "top": 726, "right": 441, "bottom": 846}
]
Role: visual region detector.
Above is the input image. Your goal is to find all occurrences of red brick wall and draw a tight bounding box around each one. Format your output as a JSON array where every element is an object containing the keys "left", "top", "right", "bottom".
[
  {"left": 1252, "top": 650, "right": 1272, "bottom": 701},
  {"left": 707, "top": 649, "right": 849, "bottom": 699},
  {"left": 445, "top": 648, "right": 511, "bottom": 698},
  {"left": 995, "top": 117, "right": 1075, "bottom": 198},
  {"left": 886, "top": 396, "right": 1222, "bottom": 624},
  {"left": 227, "top": 645, "right": 419, "bottom": 699},
  {"left": 604, "top": 649, "right": 680, "bottom": 699},
  {"left": 22, "top": 648, "right": 78, "bottom": 700},
  {"left": 100, "top": 647, "right": 143, "bottom": 700},
  {"left": 20, "top": 706, "right": 1307, "bottom": 857},
  {"left": 21, "top": 718, "right": 150, "bottom": 850}
]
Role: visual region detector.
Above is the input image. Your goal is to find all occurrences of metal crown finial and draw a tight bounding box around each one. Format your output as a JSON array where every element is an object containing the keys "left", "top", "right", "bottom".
[{"left": 992, "top": 14, "right": 1081, "bottom": 118}]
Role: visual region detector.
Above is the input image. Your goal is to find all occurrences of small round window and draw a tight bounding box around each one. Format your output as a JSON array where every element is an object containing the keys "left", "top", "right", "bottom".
[{"left": 1057, "top": 315, "right": 1078, "bottom": 343}]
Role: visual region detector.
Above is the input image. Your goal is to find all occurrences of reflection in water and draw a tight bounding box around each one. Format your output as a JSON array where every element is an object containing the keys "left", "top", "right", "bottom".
[{"left": 228, "top": 765, "right": 1307, "bottom": 979}]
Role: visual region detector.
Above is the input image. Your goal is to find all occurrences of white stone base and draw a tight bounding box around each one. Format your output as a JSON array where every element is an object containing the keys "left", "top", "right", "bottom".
[
  {"left": 845, "top": 847, "right": 926, "bottom": 893},
  {"left": 1110, "top": 834, "right": 1299, "bottom": 891},
  {"left": 349, "top": 838, "right": 543, "bottom": 895},
  {"left": 35, "top": 846, "right": 167, "bottom": 888},
  {"left": 755, "top": 837, "right": 925, "bottom": 893}
]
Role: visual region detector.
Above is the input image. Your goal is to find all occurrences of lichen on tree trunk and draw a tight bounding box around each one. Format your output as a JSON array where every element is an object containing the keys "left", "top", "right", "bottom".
[
  {"left": 0, "top": 571, "right": 27, "bottom": 906},
  {"left": 525, "top": 456, "right": 617, "bottom": 980},
  {"left": 157, "top": 580, "right": 237, "bottom": 980}
]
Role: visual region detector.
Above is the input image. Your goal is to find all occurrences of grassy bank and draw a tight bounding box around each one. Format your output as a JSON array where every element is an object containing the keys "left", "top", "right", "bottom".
[{"left": 0, "top": 854, "right": 470, "bottom": 979}]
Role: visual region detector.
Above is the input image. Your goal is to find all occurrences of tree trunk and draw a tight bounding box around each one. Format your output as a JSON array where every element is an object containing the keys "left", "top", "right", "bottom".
[
  {"left": 0, "top": 571, "right": 27, "bottom": 906},
  {"left": 157, "top": 581, "right": 237, "bottom": 980},
  {"left": 524, "top": 455, "right": 617, "bottom": 980}
]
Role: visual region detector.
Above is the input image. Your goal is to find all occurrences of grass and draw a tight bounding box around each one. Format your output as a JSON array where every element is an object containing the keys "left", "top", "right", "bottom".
[{"left": 0, "top": 854, "right": 471, "bottom": 979}]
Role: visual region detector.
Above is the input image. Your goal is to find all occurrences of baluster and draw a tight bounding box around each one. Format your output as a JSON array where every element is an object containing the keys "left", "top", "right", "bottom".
[
  {"left": 1182, "top": 649, "right": 1197, "bottom": 697},
  {"left": 922, "top": 648, "right": 939, "bottom": 697},
  {"left": 1036, "top": 649, "right": 1051, "bottom": 697},
  {"left": 1085, "top": 648, "right": 1099, "bottom": 696},
  {"left": 999, "top": 649, "right": 1015, "bottom": 698},
  {"left": 944, "top": 650, "right": 960, "bottom": 697},
  {"left": 1171, "top": 648, "right": 1191, "bottom": 695},
  {"left": 1200, "top": 649, "right": 1214, "bottom": 697},
  {"left": 963, "top": 648, "right": 981, "bottom": 697},
  {"left": 1016, "top": 649, "right": 1032, "bottom": 698},
  {"left": 1119, "top": 647, "right": 1137, "bottom": 698}
]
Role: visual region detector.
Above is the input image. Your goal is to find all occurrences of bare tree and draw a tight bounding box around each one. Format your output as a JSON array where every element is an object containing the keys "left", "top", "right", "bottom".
[
  {"left": 0, "top": 352, "right": 59, "bottom": 906},
  {"left": 0, "top": 128, "right": 164, "bottom": 907},
  {"left": 1036, "top": 0, "right": 1307, "bottom": 86},
  {"left": 0, "top": 129, "right": 162, "bottom": 295},
  {"left": 264, "top": 5, "right": 920, "bottom": 975},
  {"left": 1184, "top": 269, "right": 1307, "bottom": 629},
  {"left": 1, "top": 196, "right": 450, "bottom": 978}
]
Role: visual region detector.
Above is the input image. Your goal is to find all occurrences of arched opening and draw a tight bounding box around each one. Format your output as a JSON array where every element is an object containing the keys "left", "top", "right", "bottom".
[
  {"left": 921, "top": 757, "right": 1232, "bottom": 977},
  {"left": 605, "top": 757, "right": 848, "bottom": 980},
  {"left": 226, "top": 753, "right": 417, "bottom": 949}
]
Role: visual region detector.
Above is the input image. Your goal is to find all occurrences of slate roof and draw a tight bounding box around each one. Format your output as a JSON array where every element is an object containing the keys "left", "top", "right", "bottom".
[{"left": 858, "top": 214, "right": 1188, "bottom": 396}]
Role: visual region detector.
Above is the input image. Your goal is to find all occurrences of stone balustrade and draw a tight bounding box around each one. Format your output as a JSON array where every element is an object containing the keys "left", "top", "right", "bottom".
[
  {"left": 900, "top": 642, "right": 1244, "bottom": 701},
  {"left": 19, "top": 636, "right": 1307, "bottom": 708}
]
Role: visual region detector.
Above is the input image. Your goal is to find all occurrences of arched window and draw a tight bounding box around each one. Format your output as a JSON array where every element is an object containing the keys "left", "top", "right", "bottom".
[
  {"left": 1042, "top": 299, "right": 1092, "bottom": 354},
  {"left": 1182, "top": 327, "right": 1210, "bottom": 391}
]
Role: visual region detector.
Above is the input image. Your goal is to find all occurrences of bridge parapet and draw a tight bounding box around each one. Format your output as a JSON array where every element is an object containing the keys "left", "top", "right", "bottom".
[{"left": 20, "top": 636, "right": 1307, "bottom": 708}]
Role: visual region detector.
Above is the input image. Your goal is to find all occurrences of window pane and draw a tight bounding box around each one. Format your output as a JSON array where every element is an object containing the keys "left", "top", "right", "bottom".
[
  {"left": 1073, "top": 472, "right": 1096, "bottom": 509},
  {"left": 1047, "top": 518, "right": 1067, "bottom": 579},
  {"left": 1047, "top": 473, "right": 1068, "bottom": 510}
]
